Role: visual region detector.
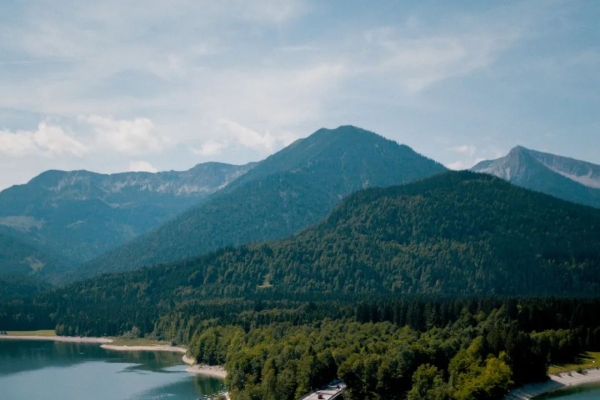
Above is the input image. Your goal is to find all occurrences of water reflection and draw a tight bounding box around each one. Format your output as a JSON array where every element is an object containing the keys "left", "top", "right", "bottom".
[{"left": 0, "top": 340, "right": 223, "bottom": 400}]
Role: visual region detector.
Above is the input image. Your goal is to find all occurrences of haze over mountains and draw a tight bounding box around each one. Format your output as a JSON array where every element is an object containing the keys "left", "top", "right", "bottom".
[
  {"left": 82, "top": 126, "right": 447, "bottom": 279},
  {"left": 472, "top": 146, "right": 600, "bottom": 208},
  {"left": 21, "top": 171, "right": 600, "bottom": 337},
  {"left": 1, "top": 126, "right": 599, "bottom": 292},
  {"left": 0, "top": 162, "right": 254, "bottom": 263}
]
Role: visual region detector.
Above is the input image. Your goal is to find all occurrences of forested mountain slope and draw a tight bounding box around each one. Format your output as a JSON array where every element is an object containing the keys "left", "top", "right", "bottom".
[
  {"left": 472, "top": 146, "right": 600, "bottom": 208},
  {"left": 0, "top": 231, "right": 70, "bottom": 299},
  {"left": 24, "top": 171, "right": 600, "bottom": 337},
  {"left": 0, "top": 231, "right": 69, "bottom": 278},
  {"left": 0, "top": 275, "right": 50, "bottom": 301},
  {"left": 82, "top": 125, "right": 446, "bottom": 278},
  {"left": 0, "top": 162, "right": 253, "bottom": 262},
  {"left": 149, "top": 171, "right": 600, "bottom": 297}
]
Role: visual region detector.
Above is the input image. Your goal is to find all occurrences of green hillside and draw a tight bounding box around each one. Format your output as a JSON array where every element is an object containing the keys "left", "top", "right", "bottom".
[
  {"left": 0, "top": 275, "right": 50, "bottom": 301},
  {"left": 21, "top": 171, "right": 600, "bottom": 335},
  {"left": 90, "top": 171, "right": 600, "bottom": 299},
  {"left": 0, "top": 231, "right": 70, "bottom": 299},
  {"left": 81, "top": 125, "right": 446, "bottom": 278}
]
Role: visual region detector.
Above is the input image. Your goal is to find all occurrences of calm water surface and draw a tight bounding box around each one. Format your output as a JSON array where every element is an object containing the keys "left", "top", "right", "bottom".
[
  {"left": 537, "top": 382, "right": 600, "bottom": 399},
  {"left": 0, "top": 340, "right": 224, "bottom": 400}
]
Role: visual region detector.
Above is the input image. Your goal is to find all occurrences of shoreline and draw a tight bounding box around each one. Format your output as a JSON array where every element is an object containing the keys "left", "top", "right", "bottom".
[
  {"left": 2, "top": 334, "right": 230, "bottom": 398},
  {"left": 100, "top": 343, "right": 188, "bottom": 354},
  {"left": 0, "top": 335, "right": 227, "bottom": 378},
  {"left": 181, "top": 353, "right": 228, "bottom": 379},
  {"left": 505, "top": 369, "right": 600, "bottom": 399},
  {"left": 0, "top": 335, "right": 112, "bottom": 344},
  {"left": 101, "top": 343, "right": 227, "bottom": 378},
  {"left": 185, "top": 364, "right": 228, "bottom": 379}
]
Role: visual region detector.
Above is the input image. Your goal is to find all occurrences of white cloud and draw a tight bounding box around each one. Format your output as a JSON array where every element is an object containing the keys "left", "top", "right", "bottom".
[
  {"left": 0, "top": 131, "right": 34, "bottom": 157},
  {"left": 445, "top": 145, "right": 480, "bottom": 170},
  {"left": 446, "top": 146, "right": 502, "bottom": 171},
  {"left": 236, "top": 0, "right": 309, "bottom": 25},
  {"left": 447, "top": 161, "right": 468, "bottom": 170},
  {"left": 128, "top": 160, "right": 158, "bottom": 173},
  {"left": 197, "top": 64, "right": 346, "bottom": 132},
  {"left": 191, "top": 120, "right": 298, "bottom": 157},
  {"left": 447, "top": 158, "right": 485, "bottom": 170},
  {"left": 192, "top": 141, "right": 230, "bottom": 157},
  {"left": 0, "top": 123, "right": 87, "bottom": 157},
  {"left": 450, "top": 145, "right": 477, "bottom": 157},
  {"left": 358, "top": 27, "right": 518, "bottom": 93},
  {"left": 277, "top": 45, "right": 319, "bottom": 52},
  {"left": 443, "top": 145, "right": 478, "bottom": 170},
  {"left": 218, "top": 119, "right": 281, "bottom": 153},
  {"left": 81, "top": 115, "right": 169, "bottom": 155}
]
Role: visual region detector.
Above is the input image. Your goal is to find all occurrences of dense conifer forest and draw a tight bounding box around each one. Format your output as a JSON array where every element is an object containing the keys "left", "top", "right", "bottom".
[
  {"left": 4, "top": 295, "right": 600, "bottom": 399},
  {"left": 0, "top": 231, "right": 71, "bottom": 296}
]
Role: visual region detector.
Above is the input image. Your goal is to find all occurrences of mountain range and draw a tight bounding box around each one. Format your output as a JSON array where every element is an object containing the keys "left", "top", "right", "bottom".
[
  {"left": 21, "top": 171, "right": 600, "bottom": 337},
  {"left": 472, "top": 146, "right": 600, "bottom": 208},
  {"left": 2, "top": 126, "right": 600, "bottom": 400},
  {"left": 1, "top": 127, "right": 599, "bottom": 294},
  {"left": 0, "top": 162, "right": 254, "bottom": 264},
  {"left": 79, "top": 126, "right": 446, "bottom": 279}
]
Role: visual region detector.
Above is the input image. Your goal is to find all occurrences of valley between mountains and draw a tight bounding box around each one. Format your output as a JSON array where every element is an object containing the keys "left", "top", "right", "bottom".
[{"left": 2, "top": 125, "right": 600, "bottom": 400}]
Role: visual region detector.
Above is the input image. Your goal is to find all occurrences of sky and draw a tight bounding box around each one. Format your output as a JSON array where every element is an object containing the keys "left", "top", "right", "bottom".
[{"left": 0, "top": 0, "right": 599, "bottom": 189}]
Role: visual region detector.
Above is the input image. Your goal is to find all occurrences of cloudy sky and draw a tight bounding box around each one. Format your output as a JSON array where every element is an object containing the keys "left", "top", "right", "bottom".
[{"left": 0, "top": 0, "right": 599, "bottom": 189}]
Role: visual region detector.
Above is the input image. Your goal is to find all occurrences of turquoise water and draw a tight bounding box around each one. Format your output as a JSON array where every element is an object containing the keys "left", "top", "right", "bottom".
[
  {"left": 0, "top": 340, "right": 224, "bottom": 400},
  {"left": 537, "top": 382, "right": 600, "bottom": 399}
]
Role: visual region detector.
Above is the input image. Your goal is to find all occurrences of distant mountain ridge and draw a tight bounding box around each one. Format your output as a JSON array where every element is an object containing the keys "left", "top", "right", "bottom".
[
  {"left": 472, "top": 146, "right": 600, "bottom": 208},
  {"left": 0, "top": 162, "right": 255, "bottom": 263},
  {"left": 80, "top": 125, "right": 447, "bottom": 279}
]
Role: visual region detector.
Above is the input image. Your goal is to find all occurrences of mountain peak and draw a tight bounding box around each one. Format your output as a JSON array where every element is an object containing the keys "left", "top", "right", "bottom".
[
  {"left": 224, "top": 125, "right": 433, "bottom": 192},
  {"left": 83, "top": 126, "right": 447, "bottom": 278},
  {"left": 311, "top": 125, "right": 394, "bottom": 144},
  {"left": 317, "top": 125, "right": 373, "bottom": 135},
  {"left": 472, "top": 146, "right": 600, "bottom": 208},
  {"left": 508, "top": 145, "right": 529, "bottom": 155}
]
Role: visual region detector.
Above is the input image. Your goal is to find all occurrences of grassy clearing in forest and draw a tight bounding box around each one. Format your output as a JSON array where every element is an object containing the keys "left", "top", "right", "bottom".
[
  {"left": 549, "top": 352, "right": 600, "bottom": 375},
  {"left": 5, "top": 330, "right": 56, "bottom": 336}
]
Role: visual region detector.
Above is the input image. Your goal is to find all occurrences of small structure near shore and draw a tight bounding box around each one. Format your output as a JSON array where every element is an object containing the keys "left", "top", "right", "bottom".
[{"left": 300, "top": 380, "right": 346, "bottom": 400}]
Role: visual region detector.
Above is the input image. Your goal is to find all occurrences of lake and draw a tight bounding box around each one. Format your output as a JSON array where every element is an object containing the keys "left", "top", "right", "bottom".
[
  {"left": 536, "top": 382, "right": 600, "bottom": 399},
  {"left": 0, "top": 340, "right": 225, "bottom": 400}
]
